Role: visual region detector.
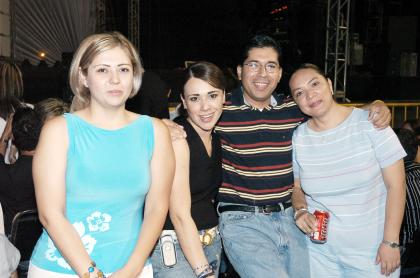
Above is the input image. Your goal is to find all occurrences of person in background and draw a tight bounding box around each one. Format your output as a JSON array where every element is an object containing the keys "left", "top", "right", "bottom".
[
  {"left": 151, "top": 61, "right": 224, "bottom": 278},
  {"left": 28, "top": 32, "right": 175, "bottom": 278},
  {"left": 34, "top": 98, "right": 70, "bottom": 124},
  {"left": 395, "top": 129, "right": 420, "bottom": 252},
  {"left": 410, "top": 126, "right": 420, "bottom": 164},
  {"left": 0, "top": 107, "right": 41, "bottom": 235},
  {"left": 291, "top": 63, "right": 406, "bottom": 277},
  {"left": 0, "top": 226, "right": 20, "bottom": 278},
  {"left": 401, "top": 119, "right": 419, "bottom": 132},
  {"left": 0, "top": 61, "right": 24, "bottom": 134},
  {"left": 0, "top": 201, "right": 20, "bottom": 278},
  {"left": 0, "top": 61, "right": 25, "bottom": 164},
  {"left": 126, "top": 71, "right": 171, "bottom": 119}
]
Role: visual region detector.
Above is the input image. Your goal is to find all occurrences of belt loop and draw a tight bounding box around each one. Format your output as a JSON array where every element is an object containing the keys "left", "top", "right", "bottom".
[
  {"left": 216, "top": 202, "right": 221, "bottom": 216},
  {"left": 279, "top": 202, "right": 285, "bottom": 212}
]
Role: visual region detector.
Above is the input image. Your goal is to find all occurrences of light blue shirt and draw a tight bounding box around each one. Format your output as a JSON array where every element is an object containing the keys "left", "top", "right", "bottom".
[
  {"left": 293, "top": 108, "right": 406, "bottom": 253},
  {"left": 31, "top": 113, "right": 154, "bottom": 274}
]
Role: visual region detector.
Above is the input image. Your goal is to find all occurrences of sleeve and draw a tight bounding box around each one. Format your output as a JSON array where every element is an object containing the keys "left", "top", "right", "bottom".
[
  {"left": 366, "top": 125, "right": 406, "bottom": 168},
  {"left": 0, "top": 234, "right": 20, "bottom": 277},
  {"left": 292, "top": 131, "right": 300, "bottom": 178}
]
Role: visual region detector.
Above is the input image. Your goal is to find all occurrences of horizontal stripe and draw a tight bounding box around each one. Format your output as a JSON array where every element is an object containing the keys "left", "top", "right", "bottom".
[
  {"left": 222, "top": 144, "right": 292, "bottom": 155},
  {"left": 219, "top": 188, "right": 293, "bottom": 200},
  {"left": 220, "top": 140, "right": 292, "bottom": 148},
  {"left": 216, "top": 123, "right": 298, "bottom": 132},
  {"left": 218, "top": 118, "right": 304, "bottom": 127},
  {"left": 222, "top": 159, "right": 292, "bottom": 171},
  {"left": 221, "top": 182, "right": 293, "bottom": 194},
  {"left": 223, "top": 164, "right": 293, "bottom": 177}
]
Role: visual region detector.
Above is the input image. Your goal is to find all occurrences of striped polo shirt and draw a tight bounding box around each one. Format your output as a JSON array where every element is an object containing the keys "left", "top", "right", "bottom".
[{"left": 215, "top": 87, "right": 305, "bottom": 206}]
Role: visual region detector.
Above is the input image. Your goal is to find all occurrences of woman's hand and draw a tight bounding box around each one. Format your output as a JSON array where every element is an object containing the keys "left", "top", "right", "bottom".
[
  {"left": 375, "top": 243, "right": 400, "bottom": 276},
  {"left": 295, "top": 210, "right": 317, "bottom": 235}
]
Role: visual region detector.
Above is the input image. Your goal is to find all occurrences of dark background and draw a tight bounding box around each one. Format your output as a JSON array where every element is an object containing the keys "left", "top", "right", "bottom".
[
  {"left": 5, "top": 0, "right": 420, "bottom": 103},
  {"left": 99, "top": 0, "right": 420, "bottom": 101}
]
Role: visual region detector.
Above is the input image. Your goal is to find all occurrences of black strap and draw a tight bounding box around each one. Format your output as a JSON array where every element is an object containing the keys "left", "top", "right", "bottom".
[{"left": 218, "top": 202, "right": 292, "bottom": 214}]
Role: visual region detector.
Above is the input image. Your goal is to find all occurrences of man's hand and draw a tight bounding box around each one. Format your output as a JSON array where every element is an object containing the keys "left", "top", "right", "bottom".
[
  {"left": 162, "top": 119, "right": 187, "bottom": 141},
  {"left": 367, "top": 100, "right": 391, "bottom": 129}
]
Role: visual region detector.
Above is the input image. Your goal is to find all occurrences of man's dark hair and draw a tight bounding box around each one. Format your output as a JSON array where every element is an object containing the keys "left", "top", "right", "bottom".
[
  {"left": 396, "top": 128, "right": 418, "bottom": 161},
  {"left": 12, "top": 107, "right": 42, "bottom": 151},
  {"left": 240, "top": 34, "right": 282, "bottom": 66}
]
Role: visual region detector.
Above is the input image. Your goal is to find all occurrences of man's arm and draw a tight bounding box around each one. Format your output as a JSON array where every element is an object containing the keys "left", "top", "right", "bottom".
[{"left": 361, "top": 100, "right": 391, "bottom": 129}]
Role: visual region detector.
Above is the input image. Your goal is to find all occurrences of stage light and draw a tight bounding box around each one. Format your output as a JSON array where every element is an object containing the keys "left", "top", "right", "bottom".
[{"left": 39, "top": 52, "right": 46, "bottom": 59}]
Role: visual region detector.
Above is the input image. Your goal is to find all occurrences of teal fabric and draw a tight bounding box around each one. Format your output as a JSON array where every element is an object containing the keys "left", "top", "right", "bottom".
[{"left": 30, "top": 113, "right": 154, "bottom": 274}]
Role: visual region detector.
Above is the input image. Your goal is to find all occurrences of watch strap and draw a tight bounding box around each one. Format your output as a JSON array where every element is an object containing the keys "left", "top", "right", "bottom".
[{"left": 382, "top": 240, "right": 400, "bottom": 248}]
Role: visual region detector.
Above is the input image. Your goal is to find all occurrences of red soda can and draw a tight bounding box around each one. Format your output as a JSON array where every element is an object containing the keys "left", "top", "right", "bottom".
[{"left": 310, "top": 210, "right": 329, "bottom": 244}]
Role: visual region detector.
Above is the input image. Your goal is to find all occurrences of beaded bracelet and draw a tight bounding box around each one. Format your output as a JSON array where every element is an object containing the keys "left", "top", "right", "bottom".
[
  {"left": 194, "top": 263, "right": 210, "bottom": 274},
  {"left": 82, "top": 261, "right": 105, "bottom": 278}
]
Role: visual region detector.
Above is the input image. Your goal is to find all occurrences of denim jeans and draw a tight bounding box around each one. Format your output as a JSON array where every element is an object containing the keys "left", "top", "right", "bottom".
[
  {"left": 218, "top": 203, "right": 309, "bottom": 278},
  {"left": 150, "top": 232, "right": 222, "bottom": 278}
]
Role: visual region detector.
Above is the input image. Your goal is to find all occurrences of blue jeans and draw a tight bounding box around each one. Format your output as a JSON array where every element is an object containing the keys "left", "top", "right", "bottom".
[
  {"left": 218, "top": 203, "right": 310, "bottom": 278},
  {"left": 150, "top": 232, "right": 222, "bottom": 278}
]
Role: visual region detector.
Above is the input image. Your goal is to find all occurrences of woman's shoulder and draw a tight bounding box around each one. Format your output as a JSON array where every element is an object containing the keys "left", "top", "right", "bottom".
[
  {"left": 347, "top": 108, "right": 374, "bottom": 130},
  {"left": 294, "top": 121, "right": 309, "bottom": 135}
]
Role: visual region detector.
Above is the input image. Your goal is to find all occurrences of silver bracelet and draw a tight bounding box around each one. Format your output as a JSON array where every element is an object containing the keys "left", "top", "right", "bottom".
[
  {"left": 382, "top": 240, "right": 400, "bottom": 248},
  {"left": 293, "top": 208, "right": 309, "bottom": 221}
]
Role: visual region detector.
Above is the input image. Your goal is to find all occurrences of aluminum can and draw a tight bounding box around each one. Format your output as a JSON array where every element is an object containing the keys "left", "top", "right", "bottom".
[{"left": 310, "top": 210, "right": 329, "bottom": 243}]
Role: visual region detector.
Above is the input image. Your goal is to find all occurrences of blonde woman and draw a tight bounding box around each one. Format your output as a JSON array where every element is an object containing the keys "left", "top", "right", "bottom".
[{"left": 29, "top": 32, "right": 175, "bottom": 278}]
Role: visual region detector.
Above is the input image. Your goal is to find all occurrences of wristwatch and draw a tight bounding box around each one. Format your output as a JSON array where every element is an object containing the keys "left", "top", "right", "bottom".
[{"left": 382, "top": 240, "right": 400, "bottom": 248}]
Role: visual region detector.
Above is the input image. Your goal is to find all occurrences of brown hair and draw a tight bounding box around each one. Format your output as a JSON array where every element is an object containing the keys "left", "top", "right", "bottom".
[
  {"left": 69, "top": 32, "right": 144, "bottom": 111},
  {"left": 0, "top": 61, "right": 24, "bottom": 118},
  {"left": 183, "top": 61, "right": 227, "bottom": 97}
]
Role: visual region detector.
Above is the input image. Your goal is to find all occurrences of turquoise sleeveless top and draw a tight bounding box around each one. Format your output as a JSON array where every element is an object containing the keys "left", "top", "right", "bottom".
[{"left": 31, "top": 113, "right": 154, "bottom": 274}]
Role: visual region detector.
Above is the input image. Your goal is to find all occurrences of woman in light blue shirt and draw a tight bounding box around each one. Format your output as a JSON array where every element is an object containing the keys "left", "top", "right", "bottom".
[{"left": 29, "top": 32, "right": 175, "bottom": 278}]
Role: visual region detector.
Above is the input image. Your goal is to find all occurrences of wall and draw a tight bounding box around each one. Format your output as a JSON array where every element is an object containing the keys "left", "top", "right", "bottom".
[{"left": 0, "top": 0, "right": 10, "bottom": 57}]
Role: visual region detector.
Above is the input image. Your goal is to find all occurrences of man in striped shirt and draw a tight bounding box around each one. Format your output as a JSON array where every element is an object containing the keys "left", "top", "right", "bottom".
[{"left": 215, "top": 35, "right": 391, "bottom": 278}]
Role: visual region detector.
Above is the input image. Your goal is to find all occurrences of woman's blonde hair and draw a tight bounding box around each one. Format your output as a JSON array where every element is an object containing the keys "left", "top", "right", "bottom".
[
  {"left": 69, "top": 32, "right": 144, "bottom": 111},
  {"left": 35, "top": 98, "right": 70, "bottom": 123}
]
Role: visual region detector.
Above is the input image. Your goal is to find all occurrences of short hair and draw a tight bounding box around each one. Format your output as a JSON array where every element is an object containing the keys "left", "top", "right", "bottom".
[
  {"left": 0, "top": 61, "right": 24, "bottom": 118},
  {"left": 396, "top": 128, "right": 418, "bottom": 161},
  {"left": 35, "top": 98, "right": 70, "bottom": 123},
  {"left": 12, "top": 107, "right": 42, "bottom": 151},
  {"left": 183, "top": 61, "right": 227, "bottom": 97},
  {"left": 69, "top": 32, "right": 144, "bottom": 111},
  {"left": 240, "top": 34, "right": 282, "bottom": 65}
]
